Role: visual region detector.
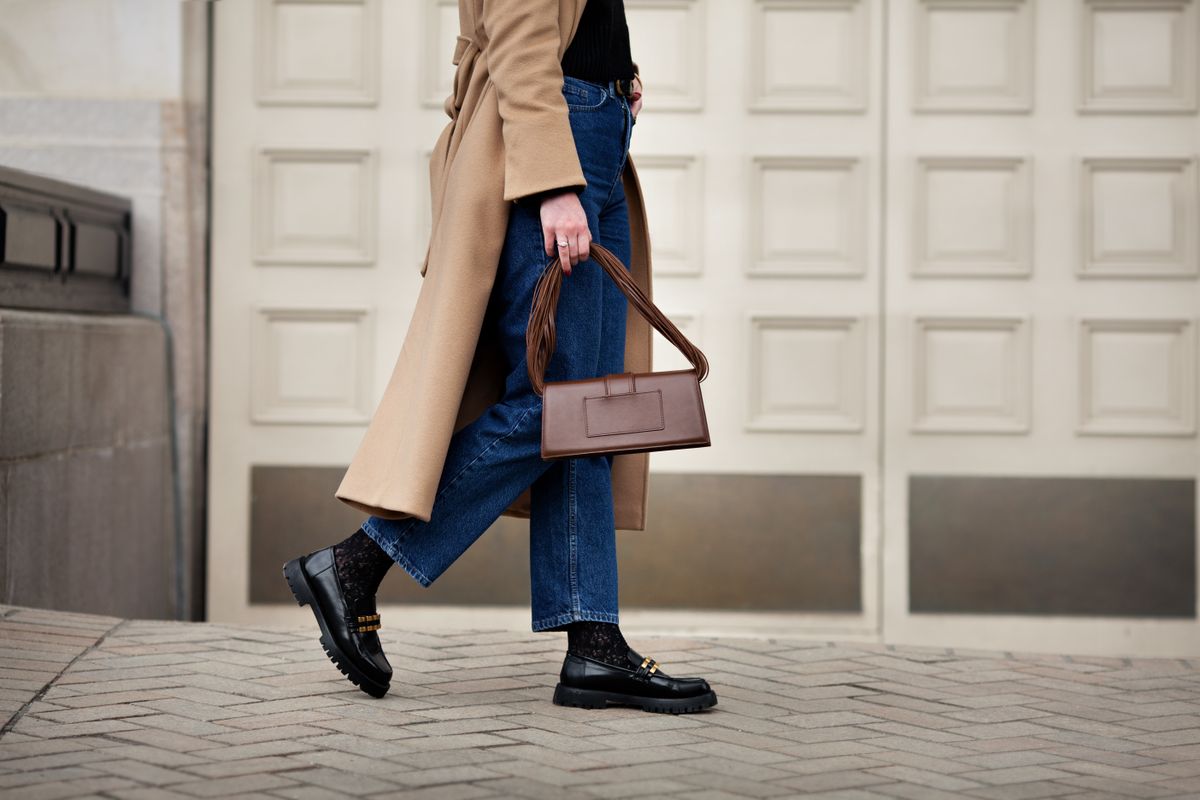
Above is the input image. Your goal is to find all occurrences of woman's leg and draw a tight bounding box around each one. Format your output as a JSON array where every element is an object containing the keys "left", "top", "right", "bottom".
[
  {"left": 293, "top": 190, "right": 581, "bottom": 699},
  {"left": 528, "top": 174, "right": 633, "bottom": 633},
  {"left": 352, "top": 79, "right": 633, "bottom": 620},
  {"left": 354, "top": 193, "right": 596, "bottom": 588},
  {"left": 529, "top": 84, "right": 635, "bottom": 633}
]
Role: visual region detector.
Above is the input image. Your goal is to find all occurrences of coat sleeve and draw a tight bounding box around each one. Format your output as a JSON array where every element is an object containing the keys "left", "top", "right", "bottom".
[
  {"left": 518, "top": 184, "right": 584, "bottom": 208},
  {"left": 482, "top": 0, "right": 587, "bottom": 203}
]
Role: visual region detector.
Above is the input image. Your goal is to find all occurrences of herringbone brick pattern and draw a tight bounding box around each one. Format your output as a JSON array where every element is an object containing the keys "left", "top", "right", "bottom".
[{"left": 2, "top": 603, "right": 1198, "bottom": 799}]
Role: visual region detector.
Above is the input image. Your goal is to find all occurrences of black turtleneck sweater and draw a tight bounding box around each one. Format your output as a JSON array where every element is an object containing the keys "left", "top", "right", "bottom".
[{"left": 561, "top": 0, "right": 636, "bottom": 84}]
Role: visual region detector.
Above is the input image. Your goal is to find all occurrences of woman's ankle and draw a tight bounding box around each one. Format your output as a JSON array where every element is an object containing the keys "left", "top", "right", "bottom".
[
  {"left": 332, "top": 527, "right": 394, "bottom": 607},
  {"left": 565, "top": 620, "right": 629, "bottom": 667}
]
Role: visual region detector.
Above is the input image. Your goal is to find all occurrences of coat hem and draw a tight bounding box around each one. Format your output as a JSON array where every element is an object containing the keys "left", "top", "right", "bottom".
[{"left": 333, "top": 491, "right": 432, "bottom": 524}]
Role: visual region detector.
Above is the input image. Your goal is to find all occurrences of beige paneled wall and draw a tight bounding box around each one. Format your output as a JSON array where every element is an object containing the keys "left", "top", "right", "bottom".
[
  {"left": 882, "top": 0, "right": 1200, "bottom": 656},
  {"left": 209, "top": 0, "right": 1200, "bottom": 654}
]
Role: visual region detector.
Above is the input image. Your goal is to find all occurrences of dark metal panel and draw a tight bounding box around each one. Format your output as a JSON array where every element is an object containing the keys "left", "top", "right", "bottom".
[
  {"left": 624, "top": 473, "right": 861, "bottom": 611},
  {"left": 0, "top": 166, "right": 131, "bottom": 312},
  {"left": 909, "top": 475, "right": 1196, "bottom": 617},
  {"left": 2, "top": 206, "right": 57, "bottom": 271},
  {"left": 250, "top": 467, "right": 863, "bottom": 613}
]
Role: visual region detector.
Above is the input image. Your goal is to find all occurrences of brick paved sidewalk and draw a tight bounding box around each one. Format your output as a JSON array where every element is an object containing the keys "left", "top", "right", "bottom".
[{"left": 2, "top": 604, "right": 1199, "bottom": 799}]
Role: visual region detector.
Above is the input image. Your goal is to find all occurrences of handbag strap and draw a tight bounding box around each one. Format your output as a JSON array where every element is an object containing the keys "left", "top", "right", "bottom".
[{"left": 526, "top": 241, "right": 710, "bottom": 396}]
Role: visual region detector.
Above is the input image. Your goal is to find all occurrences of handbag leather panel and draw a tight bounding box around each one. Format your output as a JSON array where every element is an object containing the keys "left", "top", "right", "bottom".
[
  {"left": 526, "top": 243, "right": 712, "bottom": 461},
  {"left": 584, "top": 389, "right": 664, "bottom": 437},
  {"left": 541, "top": 369, "right": 710, "bottom": 459}
]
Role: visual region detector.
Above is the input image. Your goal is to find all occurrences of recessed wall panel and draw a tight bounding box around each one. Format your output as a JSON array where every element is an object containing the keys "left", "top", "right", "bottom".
[
  {"left": 750, "top": 0, "right": 868, "bottom": 112},
  {"left": 635, "top": 155, "right": 702, "bottom": 275},
  {"left": 256, "top": 0, "right": 380, "bottom": 105},
  {"left": 915, "top": 156, "right": 1032, "bottom": 277},
  {"left": 913, "top": 316, "right": 1030, "bottom": 433},
  {"left": 626, "top": 0, "right": 704, "bottom": 110},
  {"left": 748, "top": 315, "right": 865, "bottom": 432},
  {"left": 1080, "top": 0, "right": 1199, "bottom": 113},
  {"left": 751, "top": 156, "right": 867, "bottom": 277},
  {"left": 915, "top": 0, "right": 1033, "bottom": 112},
  {"left": 1079, "top": 318, "right": 1197, "bottom": 436},
  {"left": 254, "top": 148, "right": 378, "bottom": 265},
  {"left": 252, "top": 307, "right": 374, "bottom": 424},
  {"left": 1079, "top": 157, "right": 1198, "bottom": 278}
]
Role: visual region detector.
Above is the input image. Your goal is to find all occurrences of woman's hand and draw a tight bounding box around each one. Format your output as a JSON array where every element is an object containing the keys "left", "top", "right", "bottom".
[
  {"left": 536, "top": 74, "right": 642, "bottom": 276},
  {"left": 540, "top": 190, "right": 591, "bottom": 275}
]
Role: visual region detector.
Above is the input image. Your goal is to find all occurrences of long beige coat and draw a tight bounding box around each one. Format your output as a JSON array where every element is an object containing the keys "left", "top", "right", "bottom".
[{"left": 334, "top": 0, "right": 654, "bottom": 530}]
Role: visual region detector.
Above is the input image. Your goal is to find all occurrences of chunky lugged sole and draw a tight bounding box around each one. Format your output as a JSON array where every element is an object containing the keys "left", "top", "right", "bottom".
[
  {"left": 283, "top": 557, "right": 389, "bottom": 699},
  {"left": 552, "top": 683, "right": 717, "bottom": 714}
]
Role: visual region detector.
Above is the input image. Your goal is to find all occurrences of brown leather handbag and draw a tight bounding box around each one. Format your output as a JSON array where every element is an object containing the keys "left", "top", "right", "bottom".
[{"left": 525, "top": 242, "right": 711, "bottom": 460}]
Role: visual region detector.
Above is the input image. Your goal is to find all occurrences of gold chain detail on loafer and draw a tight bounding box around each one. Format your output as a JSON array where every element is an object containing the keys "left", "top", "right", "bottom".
[
  {"left": 638, "top": 656, "right": 661, "bottom": 677},
  {"left": 356, "top": 613, "right": 381, "bottom": 632}
]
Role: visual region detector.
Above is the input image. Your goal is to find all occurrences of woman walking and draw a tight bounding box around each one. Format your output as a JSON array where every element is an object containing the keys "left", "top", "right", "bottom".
[{"left": 283, "top": 0, "right": 717, "bottom": 714}]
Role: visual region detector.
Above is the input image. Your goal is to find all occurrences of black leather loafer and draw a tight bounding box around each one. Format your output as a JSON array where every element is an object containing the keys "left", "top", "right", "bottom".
[
  {"left": 283, "top": 546, "right": 392, "bottom": 698},
  {"left": 553, "top": 647, "right": 717, "bottom": 714}
]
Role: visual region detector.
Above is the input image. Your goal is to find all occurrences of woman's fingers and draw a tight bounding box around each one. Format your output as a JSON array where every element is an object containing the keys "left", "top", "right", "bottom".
[
  {"left": 554, "top": 232, "right": 591, "bottom": 274},
  {"left": 571, "top": 230, "right": 590, "bottom": 264},
  {"left": 538, "top": 190, "right": 592, "bottom": 274},
  {"left": 556, "top": 237, "right": 573, "bottom": 275}
]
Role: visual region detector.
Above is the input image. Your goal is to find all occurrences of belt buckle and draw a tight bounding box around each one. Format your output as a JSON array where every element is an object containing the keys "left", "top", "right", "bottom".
[{"left": 614, "top": 77, "right": 631, "bottom": 97}]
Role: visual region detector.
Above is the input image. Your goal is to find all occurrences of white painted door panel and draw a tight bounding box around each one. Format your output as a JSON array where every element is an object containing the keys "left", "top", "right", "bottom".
[
  {"left": 208, "top": 0, "right": 1200, "bottom": 655},
  {"left": 882, "top": 0, "right": 1200, "bottom": 656}
]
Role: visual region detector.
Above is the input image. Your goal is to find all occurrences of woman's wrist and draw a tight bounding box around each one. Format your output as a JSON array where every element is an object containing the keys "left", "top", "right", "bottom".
[{"left": 527, "top": 186, "right": 579, "bottom": 205}]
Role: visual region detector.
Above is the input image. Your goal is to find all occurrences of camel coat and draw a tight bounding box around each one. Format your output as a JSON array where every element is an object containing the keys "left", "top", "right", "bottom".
[{"left": 334, "top": 0, "right": 654, "bottom": 530}]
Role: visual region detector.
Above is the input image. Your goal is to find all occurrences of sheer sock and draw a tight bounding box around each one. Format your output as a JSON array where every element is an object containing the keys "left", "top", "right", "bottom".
[
  {"left": 566, "top": 620, "right": 631, "bottom": 667},
  {"left": 332, "top": 527, "right": 394, "bottom": 608}
]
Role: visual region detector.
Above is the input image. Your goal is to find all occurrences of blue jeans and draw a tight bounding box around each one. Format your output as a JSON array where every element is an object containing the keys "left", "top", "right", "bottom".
[{"left": 361, "top": 75, "right": 636, "bottom": 632}]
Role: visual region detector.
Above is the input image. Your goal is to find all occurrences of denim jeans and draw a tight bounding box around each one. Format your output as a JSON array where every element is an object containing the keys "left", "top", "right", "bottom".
[{"left": 361, "top": 75, "right": 636, "bottom": 632}]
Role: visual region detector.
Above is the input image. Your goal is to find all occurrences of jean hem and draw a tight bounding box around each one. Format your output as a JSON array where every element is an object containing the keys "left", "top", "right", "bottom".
[
  {"left": 361, "top": 519, "right": 434, "bottom": 588},
  {"left": 531, "top": 609, "right": 620, "bottom": 632}
]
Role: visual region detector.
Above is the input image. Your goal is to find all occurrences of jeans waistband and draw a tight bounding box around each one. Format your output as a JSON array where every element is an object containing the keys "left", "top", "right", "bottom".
[{"left": 564, "top": 75, "right": 636, "bottom": 100}]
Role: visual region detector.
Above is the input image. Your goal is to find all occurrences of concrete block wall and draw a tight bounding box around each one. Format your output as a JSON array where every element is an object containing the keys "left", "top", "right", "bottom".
[
  {"left": 0, "top": 0, "right": 211, "bottom": 618},
  {"left": 0, "top": 310, "right": 176, "bottom": 618}
]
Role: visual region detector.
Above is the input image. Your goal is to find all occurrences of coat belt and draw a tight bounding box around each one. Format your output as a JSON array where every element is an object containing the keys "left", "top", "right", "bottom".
[
  {"left": 452, "top": 34, "right": 478, "bottom": 66},
  {"left": 448, "top": 34, "right": 482, "bottom": 121}
]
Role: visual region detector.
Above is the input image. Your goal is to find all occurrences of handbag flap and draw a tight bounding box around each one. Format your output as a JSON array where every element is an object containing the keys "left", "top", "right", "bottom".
[
  {"left": 540, "top": 369, "right": 709, "bottom": 459},
  {"left": 584, "top": 389, "right": 665, "bottom": 437}
]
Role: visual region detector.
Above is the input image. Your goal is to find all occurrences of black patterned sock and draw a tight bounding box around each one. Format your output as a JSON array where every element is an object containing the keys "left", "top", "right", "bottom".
[
  {"left": 566, "top": 621, "right": 630, "bottom": 667},
  {"left": 332, "top": 527, "right": 394, "bottom": 608}
]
